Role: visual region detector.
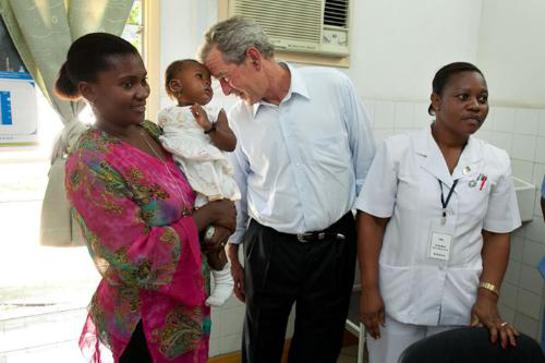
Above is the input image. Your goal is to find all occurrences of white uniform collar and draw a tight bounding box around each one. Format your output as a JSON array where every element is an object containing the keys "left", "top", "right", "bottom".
[{"left": 414, "top": 126, "right": 483, "bottom": 187}]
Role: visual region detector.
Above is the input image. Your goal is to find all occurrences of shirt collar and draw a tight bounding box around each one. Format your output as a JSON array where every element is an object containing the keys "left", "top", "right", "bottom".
[
  {"left": 414, "top": 125, "right": 481, "bottom": 162},
  {"left": 414, "top": 125, "right": 483, "bottom": 185},
  {"left": 250, "top": 62, "right": 311, "bottom": 118}
]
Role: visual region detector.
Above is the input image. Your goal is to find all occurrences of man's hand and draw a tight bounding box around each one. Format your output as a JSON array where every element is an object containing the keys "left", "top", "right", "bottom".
[{"left": 227, "top": 243, "right": 245, "bottom": 302}]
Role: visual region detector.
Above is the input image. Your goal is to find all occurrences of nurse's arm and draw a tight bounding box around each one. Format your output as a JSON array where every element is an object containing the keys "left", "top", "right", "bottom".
[
  {"left": 357, "top": 211, "right": 389, "bottom": 339},
  {"left": 472, "top": 230, "right": 519, "bottom": 349}
]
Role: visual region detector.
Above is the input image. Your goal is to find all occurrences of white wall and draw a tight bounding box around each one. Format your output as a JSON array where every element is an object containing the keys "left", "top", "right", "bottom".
[
  {"left": 477, "top": 0, "right": 545, "bottom": 107},
  {"left": 347, "top": 0, "right": 482, "bottom": 102},
  {"left": 159, "top": 0, "right": 221, "bottom": 109}
]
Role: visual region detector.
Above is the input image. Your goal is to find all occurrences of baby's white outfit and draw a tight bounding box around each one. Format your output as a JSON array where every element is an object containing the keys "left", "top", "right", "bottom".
[
  {"left": 158, "top": 105, "right": 240, "bottom": 307},
  {"left": 158, "top": 105, "right": 241, "bottom": 207}
]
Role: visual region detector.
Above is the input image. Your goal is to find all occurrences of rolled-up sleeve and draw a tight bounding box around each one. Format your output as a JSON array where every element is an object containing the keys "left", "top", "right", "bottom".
[
  {"left": 354, "top": 139, "right": 398, "bottom": 218},
  {"left": 341, "top": 74, "right": 376, "bottom": 197}
]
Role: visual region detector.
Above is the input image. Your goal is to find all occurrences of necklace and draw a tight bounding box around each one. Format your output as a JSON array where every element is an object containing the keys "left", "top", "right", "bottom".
[{"left": 138, "top": 127, "right": 192, "bottom": 216}]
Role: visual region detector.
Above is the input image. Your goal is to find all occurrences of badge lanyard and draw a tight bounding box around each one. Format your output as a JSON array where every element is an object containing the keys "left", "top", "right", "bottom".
[{"left": 438, "top": 179, "right": 459, "bottom": 225}]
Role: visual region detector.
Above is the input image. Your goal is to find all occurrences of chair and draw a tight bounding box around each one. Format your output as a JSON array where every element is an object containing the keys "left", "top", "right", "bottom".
[
  {"left": 345, "top": 285, "right": 366, "bottom": 363},
  {"left": 398, "top": 327, "right": 545, "bottom": 363}
]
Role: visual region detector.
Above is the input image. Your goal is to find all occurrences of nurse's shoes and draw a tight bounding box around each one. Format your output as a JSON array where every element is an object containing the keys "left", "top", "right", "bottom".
[{"left": 206, "top": 262, "right": 234, "bottom": 307}]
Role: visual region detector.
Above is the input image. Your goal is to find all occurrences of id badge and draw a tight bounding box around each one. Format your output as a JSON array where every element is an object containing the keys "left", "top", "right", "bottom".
[{"left": 428, "top": 221, "right": 454, "bottom": 261}]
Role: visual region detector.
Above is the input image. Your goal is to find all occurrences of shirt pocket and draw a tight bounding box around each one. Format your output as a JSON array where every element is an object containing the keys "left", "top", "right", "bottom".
[
  {"left": 309, "top": 135, "right": 350, "bottom": 172},
  {"left": 457, "top": 174, "right": 491, "bottom": 220}
]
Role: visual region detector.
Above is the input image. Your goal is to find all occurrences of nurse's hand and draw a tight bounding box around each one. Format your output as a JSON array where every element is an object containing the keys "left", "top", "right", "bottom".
[
  {"left": 471, "top": 290, "right": 519, "bottom": 349},
  {"left": 360, "top": 287, "right": 385, "bottom": 339}
]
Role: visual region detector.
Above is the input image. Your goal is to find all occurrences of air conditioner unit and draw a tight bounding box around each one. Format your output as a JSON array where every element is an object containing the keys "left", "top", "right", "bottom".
[{"left": 224, "top": 0, "right": 352, "bottom": 58}]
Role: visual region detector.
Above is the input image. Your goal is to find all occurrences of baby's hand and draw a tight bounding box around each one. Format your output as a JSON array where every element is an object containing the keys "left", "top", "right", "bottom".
[
  {"left": 191, "top": 103, "right": 212, "bottom": 131},
  {"left": 216, "top": 108, "right": 228, "bottom": 128}
]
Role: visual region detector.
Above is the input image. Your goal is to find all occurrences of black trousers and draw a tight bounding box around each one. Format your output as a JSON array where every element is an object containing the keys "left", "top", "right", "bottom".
[
  {"left": 241, "top": 212, "right": 357, "bottom": 363},
  {"left": 119, "top": 321, "right": 152, "bottom": 363}
]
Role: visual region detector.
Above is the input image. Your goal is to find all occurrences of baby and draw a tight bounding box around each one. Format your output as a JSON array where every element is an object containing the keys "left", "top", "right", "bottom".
[{"left": 158, "top": 59, "right": 240, "bottom": 307}]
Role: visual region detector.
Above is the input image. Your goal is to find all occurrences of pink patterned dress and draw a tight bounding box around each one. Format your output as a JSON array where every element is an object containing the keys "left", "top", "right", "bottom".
[{"left": 65, "top": 121, "right": 210, "bottom": 362}]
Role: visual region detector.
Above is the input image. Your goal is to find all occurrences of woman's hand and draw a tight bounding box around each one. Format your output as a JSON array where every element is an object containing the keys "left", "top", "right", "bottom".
[
  {"left": 192, "top": 199, "right": 236, "bottom": 233},
  {"left": 470, "top": 289, "right": 519, "bottom": 348},
  {"left": 204, "top": 225, "right": 232, "bottom": 251},
  {"left": 360, "top": 286, "right": 385, "bottom": 339}
]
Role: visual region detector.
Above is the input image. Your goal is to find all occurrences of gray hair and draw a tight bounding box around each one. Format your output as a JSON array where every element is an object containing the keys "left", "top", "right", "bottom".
[{"left": 199, "top": 16, "right": 275, "bottom": 65}]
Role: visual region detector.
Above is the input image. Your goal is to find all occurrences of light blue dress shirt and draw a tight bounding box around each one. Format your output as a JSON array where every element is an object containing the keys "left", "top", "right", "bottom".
[{"left": 227, "top": 63, "right": 376, "bottom": 244}]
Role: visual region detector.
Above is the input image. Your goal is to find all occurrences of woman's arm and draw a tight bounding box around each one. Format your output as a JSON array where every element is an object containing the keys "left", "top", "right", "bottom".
[
  {"left": 471, "top": 230, "right": 518, "bottom": 348},
  {"left": 357, "top": 211, "right": 389, "bottom": 339},
  {"left": 66, "top": 150, "right": 210, "bottom": 306},
  {"left": 192, "top": 199, "right": 236, "bottom": 232}
]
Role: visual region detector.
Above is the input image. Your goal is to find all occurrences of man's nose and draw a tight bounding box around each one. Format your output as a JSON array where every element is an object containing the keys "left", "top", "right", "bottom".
[{"left": 219, "top": 79, "right": 233, "bottom": 96}]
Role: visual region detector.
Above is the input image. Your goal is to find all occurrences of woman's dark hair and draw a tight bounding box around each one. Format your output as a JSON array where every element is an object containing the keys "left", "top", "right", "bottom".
[
  {"left": 164, "top": 59, "right": 201, "bottom": 99},
  {"left": 55, "top": 32, "right": 139, "bottom": 100},
  {"left": 428, "top": 62, "right": 485, "bottom": 115}
]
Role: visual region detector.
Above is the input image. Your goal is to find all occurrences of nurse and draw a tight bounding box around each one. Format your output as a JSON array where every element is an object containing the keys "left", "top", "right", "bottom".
[{"left": 356, "top": 62, "right": 521, "bottom": 363}]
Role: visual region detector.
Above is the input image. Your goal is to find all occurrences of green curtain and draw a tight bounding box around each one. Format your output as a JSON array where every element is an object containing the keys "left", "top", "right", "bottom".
[{"left": 0, "top": 0, "right": 134, "bottom": 246}]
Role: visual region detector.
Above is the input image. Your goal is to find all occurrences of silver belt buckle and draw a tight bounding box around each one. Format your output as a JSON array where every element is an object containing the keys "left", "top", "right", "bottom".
[
  {"left": 336, "top": 233, "right": 346, "bottom": 240},
  {"left": 297, "top": 232, "right": 313, "bottom": 243}
]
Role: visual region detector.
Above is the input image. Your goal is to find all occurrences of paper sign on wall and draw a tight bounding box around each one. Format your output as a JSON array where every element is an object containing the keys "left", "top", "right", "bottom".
[{"left": 0, "top": 71, "right": 37, "bottom": 145}]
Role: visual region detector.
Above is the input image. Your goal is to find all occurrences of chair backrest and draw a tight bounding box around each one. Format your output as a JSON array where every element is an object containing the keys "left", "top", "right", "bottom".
[{"left": 398, "top": 327, "right": 545, "bottom": 363}]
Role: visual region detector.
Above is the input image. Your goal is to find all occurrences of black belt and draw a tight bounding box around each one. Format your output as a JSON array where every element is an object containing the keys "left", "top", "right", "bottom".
[
  {"left": 250, "top": 212, "right": 354, "bottom": 244},
  {"left": 295, "top": 211, "right": 353, "bottom": 243},
  {"left": 296, "top": 231, "right": 346, "bottom": 243}
]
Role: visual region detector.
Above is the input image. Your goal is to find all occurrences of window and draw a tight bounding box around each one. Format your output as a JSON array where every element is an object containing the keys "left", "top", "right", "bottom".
[{"left": 0, "top": 2, "right": 158, "bottom": 360}]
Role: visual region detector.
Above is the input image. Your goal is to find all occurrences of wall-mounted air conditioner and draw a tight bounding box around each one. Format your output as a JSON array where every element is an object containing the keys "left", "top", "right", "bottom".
[{"left": 223, "top": 0, "right": 352, "bottom": 58}]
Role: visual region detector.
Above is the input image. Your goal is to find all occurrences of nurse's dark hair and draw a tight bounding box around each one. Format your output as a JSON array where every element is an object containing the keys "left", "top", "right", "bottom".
[
  {"left": 55, "top": 32, "right": 139, "bottom": 100},
  {"left": 428, "top": 62, "right": 485, "bottom": 116}
]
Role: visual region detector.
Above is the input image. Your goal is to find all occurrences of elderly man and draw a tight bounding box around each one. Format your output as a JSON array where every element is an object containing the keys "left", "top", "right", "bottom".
[{"left": 200, "top": 16, "right": 375, "bottom": 363}]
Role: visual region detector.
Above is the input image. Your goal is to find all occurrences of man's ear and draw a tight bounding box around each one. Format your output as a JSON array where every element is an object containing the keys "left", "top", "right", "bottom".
[
  {"left": 430, "top": 92, "right": 441, "bottom": 114},
  {"left": 245, "top": 47, "right": 262, "bottom": 70},
  {"left": 78, "top": 82, "right": 96, "bottom": 103},
  {"left": 169, "top": 79, "right": 183, "bottom": 94}
]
